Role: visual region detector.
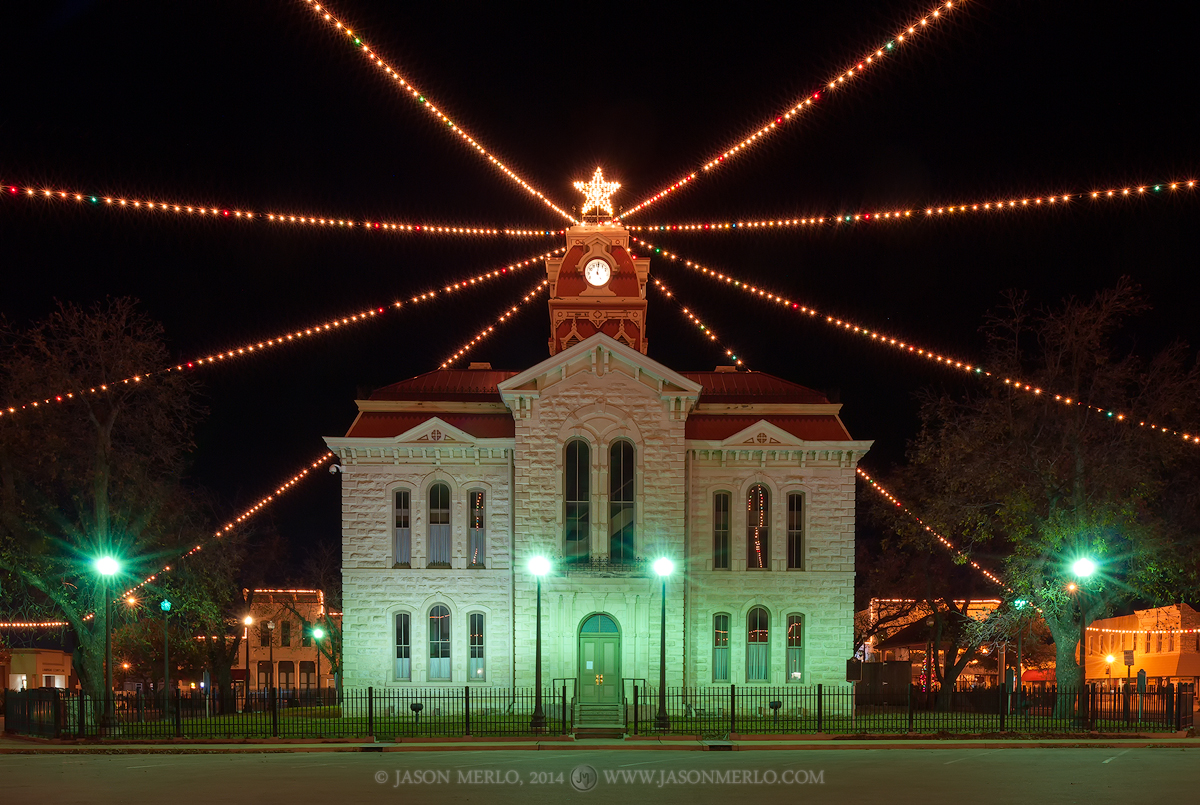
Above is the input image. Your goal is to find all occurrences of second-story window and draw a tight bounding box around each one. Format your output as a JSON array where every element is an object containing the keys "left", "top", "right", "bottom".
[
  {"left": 428, "top": 483, "right": 451, "bottom": 567},
  {"left": 786, "top": 493, "right": 804, "bottom": 569},
  {"left": 469, "top": 490, "right": 486, "bottom": 567},
  {"left": 564, "top": 439, "right": 590, "bottom": 562},
  {"left": 394, "top": 489, "right": 412, "bottom": 567},
  {"left": 281, "top": 620, "right": 291, "bottom": 647},
  {"left": 609, "top": 441, "right": 635, "bottom": 563},
  {"left": 713, "top": 492, "right": 731, "bottom": 570},
  {"left": 747, "top": 484, "right": 770, "bottom": 570}
]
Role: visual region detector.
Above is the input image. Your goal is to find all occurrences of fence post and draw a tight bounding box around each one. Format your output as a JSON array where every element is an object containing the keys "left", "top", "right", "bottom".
[
  {"left": 632, "top": 684, "right": 638, "bottom": 736},
  {"left": 561, "top": 685, "right": 567, "bottom": 736},
  {"left": 367, "top": 686, "right": 374, "bottom": 742},
  {"left": 998, "top": 683, "right": 1007, "bottom": 732},
  {"left": 816, "top": 684, "right": 823, "bottom": 733},
  {"left": 270, "top": 686, "right": 279, "bottom": 738},
  {"left": 174, "top": 689, "right": 183, "bottom": 738},
  {"left": 51, "top": 690, "right": 62, "bottom": 739},
  {"left": 729, "top": 684, "right": 736, "bottom": 736},
  {"left": 464, "top": 686, "right": 471, "bottom": 737},
  {"left": 907, "top": 683, "right": 915, "bottom": 732},
  {"left": 78, "top": 691, "right": 86, "bottom": 739}
]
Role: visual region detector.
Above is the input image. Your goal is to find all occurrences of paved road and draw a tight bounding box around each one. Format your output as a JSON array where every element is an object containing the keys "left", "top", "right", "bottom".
[{"left": 0, "top": 747, "right": 1196, "bottom": 804}]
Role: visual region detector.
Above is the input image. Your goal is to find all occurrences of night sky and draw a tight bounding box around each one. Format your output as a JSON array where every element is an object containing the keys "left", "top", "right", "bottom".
[{"left": 2, "top": 1, "right": 1197, "bottom": 578}]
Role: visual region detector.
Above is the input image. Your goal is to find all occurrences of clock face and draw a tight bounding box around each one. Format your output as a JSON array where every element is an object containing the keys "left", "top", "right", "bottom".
[{"left": 583, "top": 258, "right": 611, "bottom": 287}]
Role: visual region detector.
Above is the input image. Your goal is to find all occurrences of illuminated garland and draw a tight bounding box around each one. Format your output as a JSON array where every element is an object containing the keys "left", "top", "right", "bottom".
[
  {"left": 1, "top": 182, "right": 559, "bottom": 237},
  {"left": 119, "top": 451, "right": 337, "bottom": 599},
  {"left": 619, "top": 1, "right": 966, "bottom": 220},
  {"left": 630, "top": 180, "right": 1199, "bottom": 233},
  {"left": 650, "top": 278, "right": 746, "bottom": 368},
  {"left": 297, "top": 0, "right": 575, "bottom": 223},
  {"left": 1, "top": 451, "right": 336, "bottom": 628},
  {"left": 635, "top": 237, "right": 1200, "bottom": 447},
  {"left": 440, "top": 281, "right": 550, "bottom": 368},
  {"left": 1087, "top": 626, "right": 1200, "bottom": 635},
  {"left": 858, "top": 467, "right": 1007, "bottom": 588},
  {"left": 0, "top": 248, "right": 565, "bottom": 422}
]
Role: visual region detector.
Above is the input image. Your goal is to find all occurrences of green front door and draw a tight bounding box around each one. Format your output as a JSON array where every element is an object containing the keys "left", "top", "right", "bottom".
[{"left": 578, "top": 614, "right": 620, "bottom": 704}]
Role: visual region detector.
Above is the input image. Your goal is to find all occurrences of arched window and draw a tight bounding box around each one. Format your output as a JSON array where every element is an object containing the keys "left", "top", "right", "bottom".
[
  {"left": 394, "top": 489, "right": 412, "bottom": 567},
  {"left": 469, "top": 613, "right": 485, "bottom": 680},
  {"left": 786, "top": 614, "right": 804, "bottom": 682},
  {"left": 428, "top": 605, "right": 451, "bottom": 680},
  {"left": 564, "top": 440, "right": 590, "bottom": 562},
  {"left": 747, "top": 607, "right": 769, "bottom": 682},
  {"left": 713, "top": 613, "right": 730, "bottom": 682},
  {"left": 786, "top": 493, "right": 804, "bottom": 569},
  {"left": 713, "top": 493, "right": 731, "bottom": 570},
  {"left": 395, "top": 613, "right": 411, "bottom": 681},
  {"left": 428, "top": 483, "right": 451, "bottom": 567},
  {"left": 468, "top": 490, "right": 486, "bottom": 567},
  {"left": 747, "top": 484, "right": 770, "bottom": 570},
  {"left": 609, "top": 441, "right": 635, "bottom": 563}
]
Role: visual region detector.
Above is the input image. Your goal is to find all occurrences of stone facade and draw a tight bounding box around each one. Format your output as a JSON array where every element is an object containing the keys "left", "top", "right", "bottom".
[{"left": 325, "top": 222, "right": 871, "bottom": 695}]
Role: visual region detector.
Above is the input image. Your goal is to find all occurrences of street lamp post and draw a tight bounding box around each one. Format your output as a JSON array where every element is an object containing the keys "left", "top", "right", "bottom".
[
  {"left": 313, "top": 626, "right": 325, "bottom": 705},
  {"left": 95, "top": 556, "right": 120, "bottom": 732},
  {"left": 653, "top": 558, "right": 674, "bottom": 732},
  {"left": 243, "top": 615, "right": 253, "bottom": 712},
  {"left": 161, "top": 600, "right": 172, "bottom": 715},
  {"left": 1070, "top": 557, "right": 1097, "bottom": 724},
  {"left": 528, "top": 556, "right": 550, "bottom": 732},
  {"left": 267, "top": 621, "right": 275, "bottom": 694}
]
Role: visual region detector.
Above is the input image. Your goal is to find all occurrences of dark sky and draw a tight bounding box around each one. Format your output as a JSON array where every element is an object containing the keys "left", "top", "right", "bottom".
[{"left": 2, "top": 0, "right": 1197, "bottom": 577}]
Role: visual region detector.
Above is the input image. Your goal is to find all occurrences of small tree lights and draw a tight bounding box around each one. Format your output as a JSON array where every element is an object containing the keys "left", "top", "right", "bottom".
[
  {"left": 296, "top": 0, "right": 576, "bottom": 223},
  {"left": 628, "top": 180, "right": 1198, "bottom": 233},
  {"left": 634, "top": 236, "right": 1200, "bottom": 449},
  {"left": 618, "top": 1, "right": 967, "bottom": 221},
  {"left": 0, "top": 182, "right": 560, "bottom": 237}
]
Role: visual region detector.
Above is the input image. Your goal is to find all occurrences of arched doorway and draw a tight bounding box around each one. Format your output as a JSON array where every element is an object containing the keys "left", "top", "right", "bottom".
[{"left": 578, "top": 614, "right": 620, "bottom": 704}]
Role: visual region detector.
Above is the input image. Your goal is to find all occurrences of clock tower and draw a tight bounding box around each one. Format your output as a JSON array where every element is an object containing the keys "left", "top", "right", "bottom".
[{"left": 546, "top": 170, "right": 650, "bottom": 355}]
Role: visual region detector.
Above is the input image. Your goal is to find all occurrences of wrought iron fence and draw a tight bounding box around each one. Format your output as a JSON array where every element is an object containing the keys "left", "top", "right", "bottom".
[
  {"left": 4, "top": 682, "right": 1191, "bottom": 740},
  {"left": 626, "top": 683, "right": 1195, "bottom": 737},
  {"left": 2, "top": 686, "right": 571, "bottom": 740}
]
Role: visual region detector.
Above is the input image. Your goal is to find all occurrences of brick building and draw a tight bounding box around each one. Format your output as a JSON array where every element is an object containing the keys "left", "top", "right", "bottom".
[{"left": 325, "top": 221, "right": 871, "bottom": 724}]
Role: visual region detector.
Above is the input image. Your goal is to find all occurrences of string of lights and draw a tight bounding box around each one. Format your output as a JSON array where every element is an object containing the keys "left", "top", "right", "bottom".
[
  {"left": 1, "top": 181, "right": 560, "bottom": 237},
  {"left": 0, "top": 248, "right": 565, "bottom": 423},
  {"left": 297, "top": 0, "right": 576, "bottom": 223},
  {"left": 635, "top": 237, "right": 1200, "bottom": 447},
  {"left": 649, "top": 278, "right": 746, "bottom": 369},
  {"left": 439, "top": 280, "right": 550, "bottom": 368},
  {"left": 857, "top": 467, "right": 1008, "bottom": 589},
  {"left": 0, "top": 451, "right": 336, "bottom": 628},
  {"left": 629, "top": 180, "right": 1199, "bottom": 233},
  {"left": 618, "top": 1, "right": 966, "bottom": 221},
  {"left": 119, "top": 451, "right": 337, "bottom": 600}
]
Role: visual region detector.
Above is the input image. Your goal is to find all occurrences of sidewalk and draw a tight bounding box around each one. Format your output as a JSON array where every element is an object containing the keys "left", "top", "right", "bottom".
[{"left": 3, "top": 732, "right": 1197, "bottom": 754}]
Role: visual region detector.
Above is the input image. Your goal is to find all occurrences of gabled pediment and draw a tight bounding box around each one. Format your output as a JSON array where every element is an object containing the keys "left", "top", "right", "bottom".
[
  {"left": 498, "top": 333, "right": 702, "bottom": 404},
  {"left": 717, "top": 419, "right": 807, "bottom": 449},
  {"left": 389, "top": 416, "right": 477, "bottom": 445}
]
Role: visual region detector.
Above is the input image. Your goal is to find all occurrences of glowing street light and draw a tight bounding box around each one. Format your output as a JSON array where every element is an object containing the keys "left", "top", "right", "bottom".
[
  {"left": 94, "top": 555, "right": 120, "bottom": 731},
  {"left": 1071, "top": 557, "right": 1097, "bottom": 579},
  {"left": 528, "top": 556, "right": 550, "bottom": 732},
  {"left": 312, "top": 626, "right": 326, "bottom": 702},
  {"left": 242, "top": 614, "right": 254, "bottom": 710},
  {"left": 654, "top": 557, "right": 674, "bottom": 731}
]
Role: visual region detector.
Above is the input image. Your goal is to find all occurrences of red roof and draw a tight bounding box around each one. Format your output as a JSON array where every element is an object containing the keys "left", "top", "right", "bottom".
[
  {"left": 368, "top": 369, "right": 517, "bottom": 402},
  {"left": 685, "top": 415, "right": 851, "bottom": 441},
  {"left": 347, "top": 412, "right": 515, "bottom": 439},
  {"left": 682, "top": 371, "right": 829, "bottom": 404}
]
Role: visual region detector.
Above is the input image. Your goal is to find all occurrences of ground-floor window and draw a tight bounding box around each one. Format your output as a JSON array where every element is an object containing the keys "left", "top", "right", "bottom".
[
  {"left": 747, "top": 607, "right": 769, "bottom": 681},
  {"left": 713, "top": 613, "right": 730, "bottom": 682},
  {"left": 395, "top": 613, "right": 411, "bottom": 681},
  {"left": 429, "top": 605, "right": 451, "bottom": 680},
  {"left": 786, "top": 614, "right": 804, "bottom": 682},
  {"left": 469, "top": 613, "right": 485, "bottom": 680}
]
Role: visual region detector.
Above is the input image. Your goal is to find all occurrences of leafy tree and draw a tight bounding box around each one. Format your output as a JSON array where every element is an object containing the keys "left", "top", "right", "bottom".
[
  {"left": 0, "top": 298, "right": 201, "bottom": 705},
  {"left": 884, "top": 281, "right": 1200, "bottom": 693}
]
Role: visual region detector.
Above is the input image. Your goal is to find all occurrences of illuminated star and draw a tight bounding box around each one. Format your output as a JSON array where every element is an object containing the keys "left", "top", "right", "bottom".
[{"left": 573, "top": 168, "right": 620, "bottom": 218}]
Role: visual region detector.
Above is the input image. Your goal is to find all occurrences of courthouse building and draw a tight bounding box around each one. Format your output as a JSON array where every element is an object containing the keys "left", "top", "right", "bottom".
[{"left": 325, "top": 218, "right": 871, "bottom": 722}]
